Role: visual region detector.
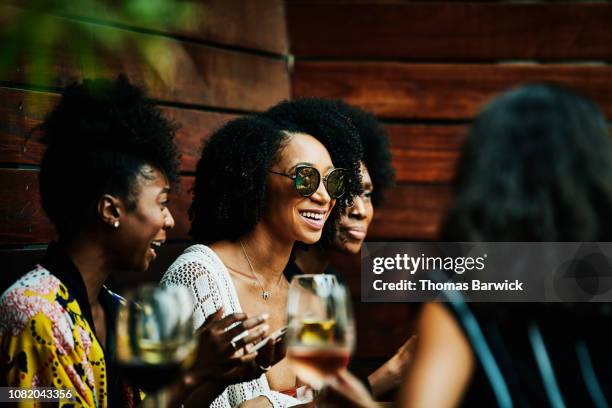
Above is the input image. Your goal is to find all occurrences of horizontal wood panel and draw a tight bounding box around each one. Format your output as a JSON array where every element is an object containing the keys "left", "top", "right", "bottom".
[
  {"left": 293, "top": 62, "right": 612, "bottom": 120},
  {"left": 368, "top": 185, "right": 452, "bottom": 240},
  {"left": 387, "top": 124, "right": 466, "bottom": 184},
  {"left": 14, "top": 0, "right": 289, "bottom": 54},
  {"left": 0, "top": 169, "right": 55, "bottom": 244},
  {"left": 0, "top": 88, "right": 55, "bottom": 165},
  {"left": 0, "top": 87, "right": 238, "bottom": 172},
  {"left": 287, "top": 3, "right": 612, "bottom": 61},
  {"left": 0, "top": 5, "right": 290, "bottom": 112},
  {"left": 162, "top": 108, "right": 239, "bottom": 172}
]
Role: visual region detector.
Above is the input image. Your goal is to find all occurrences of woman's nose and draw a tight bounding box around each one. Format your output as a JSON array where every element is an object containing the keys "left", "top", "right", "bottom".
[
  {"left": 310, "top": 178, "right": 332, "bottom": 205},
  {"left": 164, "top": 208, "right": 175, "bottom": 230},
  {"left": 348, "top": 196, "right": 366, "bottom": 219}
]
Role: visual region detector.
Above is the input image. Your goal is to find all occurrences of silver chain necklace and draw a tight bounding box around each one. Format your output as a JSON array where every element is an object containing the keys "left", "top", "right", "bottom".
[{"left": 240, "top": 240, "right": 283, "bottom": 300}]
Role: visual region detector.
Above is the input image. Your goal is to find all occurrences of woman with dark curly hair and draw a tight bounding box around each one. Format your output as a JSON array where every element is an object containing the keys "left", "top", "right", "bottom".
[
  {"left": 327, "top": 84, "right": 612, "bottom": 408},
  {"left": 161, "top": 112, "right": 362, "bottom": 407},
  {"left": 263, "top": 98, "right": 394, "bottom": 260},
  {"left": 264, "top": 98, "right": 415, "bottom": 399},
  {"left": 0, "top": 76, "right": 271, "bottom": 408}
]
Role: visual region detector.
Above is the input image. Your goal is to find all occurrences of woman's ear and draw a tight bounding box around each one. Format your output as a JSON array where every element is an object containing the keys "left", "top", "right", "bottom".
[{"left": 98, "top": 194, "right": 122, "bottom": 229}]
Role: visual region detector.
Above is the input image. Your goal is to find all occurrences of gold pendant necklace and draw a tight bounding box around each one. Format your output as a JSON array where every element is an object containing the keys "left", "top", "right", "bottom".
[{"left": 240, "top": 240, "right": 283, "bottom": 301}]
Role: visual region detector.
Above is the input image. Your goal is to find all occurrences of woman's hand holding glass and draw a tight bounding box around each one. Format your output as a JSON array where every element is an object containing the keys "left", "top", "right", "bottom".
[
  {"left": 178, "top": 310, "right": 286, "bottom": 407},
  {"left": 186, "top": 308, "right": 272, "bottom": 385}
]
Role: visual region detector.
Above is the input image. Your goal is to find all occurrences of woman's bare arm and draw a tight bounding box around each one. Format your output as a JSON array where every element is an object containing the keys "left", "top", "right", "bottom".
[{"left": 399, "top": 303, "right": 475, "bottom": 408}]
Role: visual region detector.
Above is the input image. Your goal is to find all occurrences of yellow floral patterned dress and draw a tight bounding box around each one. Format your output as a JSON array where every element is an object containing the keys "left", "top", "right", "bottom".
[{"left": 1, "top": 266, "right": 117, "bottom": 407}]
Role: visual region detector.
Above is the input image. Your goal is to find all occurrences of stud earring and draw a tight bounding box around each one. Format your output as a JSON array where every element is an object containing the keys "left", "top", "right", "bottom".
[{"left": 113, "top": 220, "right": 120, "bottom": 228}]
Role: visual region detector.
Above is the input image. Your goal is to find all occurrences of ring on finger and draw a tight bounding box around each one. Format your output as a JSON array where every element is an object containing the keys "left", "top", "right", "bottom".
[
  {"left": 258, "top": 364, "right": 271, "bottom": 372},
  {"left": 230, "top": 330, "right": 248, "bottom": 351}
]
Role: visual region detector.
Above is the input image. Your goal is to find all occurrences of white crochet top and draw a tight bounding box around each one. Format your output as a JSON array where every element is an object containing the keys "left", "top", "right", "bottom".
[{"left": 161, "top": 244, "right": 302, "bottom": 407}]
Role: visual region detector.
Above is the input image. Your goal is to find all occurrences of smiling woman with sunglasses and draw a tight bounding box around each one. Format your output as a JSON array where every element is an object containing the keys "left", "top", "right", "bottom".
[
  {"left": 263, "top": 98, "right": 417, "bottom": 400},
  {"left": 161, "top": 113, "right": 361, "bottom": 407}
]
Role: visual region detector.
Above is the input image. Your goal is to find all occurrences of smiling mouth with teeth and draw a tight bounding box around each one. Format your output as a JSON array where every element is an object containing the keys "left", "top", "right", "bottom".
[
  {"left": 299, "top": 211, "right": 324, "bottom": 220},
  {"left": 150, "top": 241, "right": 163, "bottom": 249}
]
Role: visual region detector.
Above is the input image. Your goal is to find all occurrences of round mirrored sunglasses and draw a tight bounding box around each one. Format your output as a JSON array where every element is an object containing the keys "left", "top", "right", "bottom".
[{"left": 269, "top": 165, "right": 346, "bottom": 199}]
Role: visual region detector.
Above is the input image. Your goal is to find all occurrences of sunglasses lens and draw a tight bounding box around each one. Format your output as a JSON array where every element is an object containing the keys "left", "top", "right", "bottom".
[
  {"left": 295, "top": 166, "right": 320, "bottom": 196},
  {"left": 326, "top": 169, "right": 346, "bottom": 198}
]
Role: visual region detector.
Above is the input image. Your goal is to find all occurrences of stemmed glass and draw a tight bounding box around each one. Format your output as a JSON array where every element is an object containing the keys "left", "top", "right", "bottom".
[
  {"left": 116, "top": 284, "right": 196, "bottom": 407},
  {"left": 285, "top": 274, "right": 355, "bottom": 391}
]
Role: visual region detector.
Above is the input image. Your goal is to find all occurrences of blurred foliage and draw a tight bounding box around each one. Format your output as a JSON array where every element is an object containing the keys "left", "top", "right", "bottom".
[{"left": 0, "top": 0, "right": 204, "bottom": 89}]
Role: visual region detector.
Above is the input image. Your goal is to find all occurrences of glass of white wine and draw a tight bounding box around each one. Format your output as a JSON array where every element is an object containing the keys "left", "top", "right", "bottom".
[
  {"left": 116, "top": 284, "right": 196, "bottom": 407},
  {"left": 286, "top": 274, "right": 355, "bottom": 391}
]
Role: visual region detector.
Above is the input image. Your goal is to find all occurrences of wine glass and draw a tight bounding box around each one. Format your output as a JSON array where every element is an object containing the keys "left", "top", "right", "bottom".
[
  {"left": 285, "top": 274, "right": 355, "bottom": 391},
  {"left": 116, "top": 283, "right": 196, "bottom": 407}
]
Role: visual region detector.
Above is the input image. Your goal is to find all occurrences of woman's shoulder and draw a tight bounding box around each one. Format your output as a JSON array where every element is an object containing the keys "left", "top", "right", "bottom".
[
  {"left": 161, "top": 244, "right": 227, "bottom": 284},
  {"left": 161, "top": 244, "right": 242, "bottom": 327},
  {"left": 0, "top": 266, "right": 73, "bottom": 337},
  {"left": 1, "top": 266, "right": 62, "bottom": 305}
]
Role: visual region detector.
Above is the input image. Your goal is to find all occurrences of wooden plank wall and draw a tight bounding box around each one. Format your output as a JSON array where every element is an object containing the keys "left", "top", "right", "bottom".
[
  {"left": 286, "top": 0, "right": 612, "bottom": 377},
  {"left": 0, "top": 1, "right": 290, "bottom": 291}
]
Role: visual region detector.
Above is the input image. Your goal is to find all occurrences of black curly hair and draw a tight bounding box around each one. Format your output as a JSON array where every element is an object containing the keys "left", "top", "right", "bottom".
[
  {"left": 39, "top": 75, "right": 180, "bottom": 241},
  {"left": 189, "top": 111, "right": 362, "bottom": 246},
  {"left": 441, "top": 84, "right": 612, "bottom": 242},
  {"left": 326, "top": 100, "right": 394, "bottom": 206},
  {"left": 189, "top": 116, "right": 284, "bottom": 243}
]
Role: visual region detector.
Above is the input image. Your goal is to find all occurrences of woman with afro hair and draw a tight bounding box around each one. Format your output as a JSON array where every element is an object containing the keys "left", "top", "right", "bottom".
[
  {"left": 161, "top": 111, "right": 362, "bottom": 407},
  {"left": 264, "top": 99, "right": 414, "bottom": 400}
]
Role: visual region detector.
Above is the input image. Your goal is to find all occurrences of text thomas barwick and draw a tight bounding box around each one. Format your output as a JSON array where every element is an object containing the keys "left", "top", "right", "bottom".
[{"left": 372, "top": 279, "right": 524, "bottom": 291}]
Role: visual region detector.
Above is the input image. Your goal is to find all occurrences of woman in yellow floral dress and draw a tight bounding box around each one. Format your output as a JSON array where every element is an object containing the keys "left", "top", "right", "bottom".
[{"left": 0, "top": 76, "right": 271, "bottom": 407}]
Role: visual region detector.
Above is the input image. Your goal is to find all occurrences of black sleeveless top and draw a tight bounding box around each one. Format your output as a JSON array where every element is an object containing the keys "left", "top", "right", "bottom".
[{"left": 445, "top": 296, "right": 612, "bottom": 408}]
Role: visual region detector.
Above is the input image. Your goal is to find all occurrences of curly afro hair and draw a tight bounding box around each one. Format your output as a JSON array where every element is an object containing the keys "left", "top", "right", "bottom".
[
  {"left": 189, "top": 116, "right": 286, "bottom": 244},
  {"left": 189, "top": 110, "right": 363, "bottom": 246},
  {"left": 39, "top": 75, "right": 180, "bottom": 241},
  {"left": 326, "top": 100, "right": 394, "bottom": 207},
  {"left": 263, "top": 98, "right": 394, "bottom": 207}
]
